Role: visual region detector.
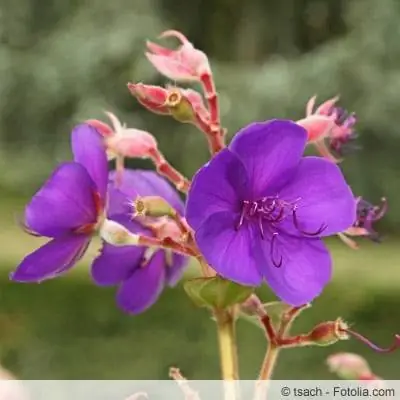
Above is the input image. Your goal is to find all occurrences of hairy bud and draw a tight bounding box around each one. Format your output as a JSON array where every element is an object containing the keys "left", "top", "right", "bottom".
[
  {"left": 146, "top": 30, "right": 211, "bottom": 82},
  {"left": 132, "top": 196, "right": 175, "bottom": 218},
  {"left": 307, "top": 318, "right": 349, "bottom": 346},
  {"left": 99, "top": 219, "right": 140, "bottom": 247}
]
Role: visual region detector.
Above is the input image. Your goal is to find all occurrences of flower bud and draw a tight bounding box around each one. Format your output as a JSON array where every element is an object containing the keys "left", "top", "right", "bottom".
[
  {"left": 164, "top": 88, "right": 197, "bottom": 123},
  {"left": 327, "top": 352, "right": 372, "bottom": 380},
  {"left": 146, "top": 30, "right": 211, "bottom": 82},
  {"left": 307, "top": 318, "right": 349, "bottom": 346},
  {"left": 127, "top": 83, "right": 170, "bottom": 115},
  {"left": 297, "top": 115, "right": 334, "bottom": 143},
  {"left": 132, "top": 196, "right": 175, "bottom": 218},
  {"left": 99, "top": 219, "right": 140, "bottom": 247},
  {"left": 105, "top": 128, "right": 158, "bottom": 159}
]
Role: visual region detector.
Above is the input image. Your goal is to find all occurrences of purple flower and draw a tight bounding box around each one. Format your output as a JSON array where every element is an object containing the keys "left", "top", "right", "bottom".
[
  {"left": 185, "top": 120, "right": 356, "bottom": 306},
  {"left": 354, "top": 197, "right": 387, "bottom": 242},
  {"left": 91, "top": 169, "right": 188, "bottom": 314},
  {"left": 11, "top": 124, "right": 108, "bottom": 282}
]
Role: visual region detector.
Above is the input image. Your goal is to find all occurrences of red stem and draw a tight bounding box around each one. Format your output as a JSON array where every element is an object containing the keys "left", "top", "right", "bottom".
[
  {"left": 260, "top": 315, "right": 277, "bottom": 344},
  {"left": 200, "top": 72, "right": 220, "bottom": 125},
  {"left": 149, "top": 149, "right": 191, "bottom": 193},
  {"left": 138, "top": 234, "right": 196, "bottom": 257},
  {"left": 194, "top": 112, "right": 225, "bottom": 154}
]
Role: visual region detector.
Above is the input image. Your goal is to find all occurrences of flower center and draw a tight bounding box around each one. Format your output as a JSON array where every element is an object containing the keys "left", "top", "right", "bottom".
[{"left": 236, "top": 196, "right": 326, "bottom": 267}]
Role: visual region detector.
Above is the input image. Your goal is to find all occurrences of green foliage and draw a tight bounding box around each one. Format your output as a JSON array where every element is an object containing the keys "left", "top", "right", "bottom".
[
  {"left": 1, "top": 0, "right": 399, "bottom": 231},
  {"left": 0, "top": 269, "right": 398, "bottom": 379},
  {"left": 184, "top": 276, "right": 253, "bottom": 309}
]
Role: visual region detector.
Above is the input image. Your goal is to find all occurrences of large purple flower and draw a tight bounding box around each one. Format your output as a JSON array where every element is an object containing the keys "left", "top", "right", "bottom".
[
  {"left": 91, "top": 169, "right": 188, "bottom": 314},
  {"left": 11, "top": 124, "right": 108, "bottom": 282},
  {"left": 186, "top": 120, "right": 356, "bottom": 306}
]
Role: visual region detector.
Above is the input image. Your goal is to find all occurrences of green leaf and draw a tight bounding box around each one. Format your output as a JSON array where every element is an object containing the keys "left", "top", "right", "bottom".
[{"left": 183, "top": 276, "right": 254, "bottom": 309}]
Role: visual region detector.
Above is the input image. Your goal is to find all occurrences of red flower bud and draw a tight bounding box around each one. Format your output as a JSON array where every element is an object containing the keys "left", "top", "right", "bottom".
[
  {"left": 128, "top": 83, "right": 210, "bottom": 128},
  {"left": 127, "top": 83, "right": 170, "bottom": 115},
  {"left": 307, "top": 318, "right": 349, "bottom": 346}
]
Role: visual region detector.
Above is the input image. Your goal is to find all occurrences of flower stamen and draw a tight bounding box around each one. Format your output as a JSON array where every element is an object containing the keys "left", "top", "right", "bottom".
[
  {"left": 339, "top": 327, "right": 400, "bottom": 353},
  {"left": 270, "top": 232, "right": 282, "bottom": 268},
  {"left": 292, "top": 208, "right": 327, "bottom": 236}
]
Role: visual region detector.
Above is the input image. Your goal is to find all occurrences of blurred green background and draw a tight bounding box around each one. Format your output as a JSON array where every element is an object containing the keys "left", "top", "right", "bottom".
[{"left": 0, "top": 0, "right": 399, "bottom": 380}]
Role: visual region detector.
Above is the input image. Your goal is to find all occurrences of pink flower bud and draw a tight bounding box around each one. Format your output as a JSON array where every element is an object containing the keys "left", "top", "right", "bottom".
[
  {"left": 105, "top": 128, "right": 157, "bottom": 159},
  {"left": 87, "top": 112, "right": 158, "bottom": 160},
  {"left": 127, "top": 83, "right": 170, "bottom": 115},
  {"left": 146, "top": 30, "right": 211, "bottom": 81},
  {"left": 327, "top": 353, "right": 372, "bottom": 380},
  {"left": 128, "top": 83, "right": 210, "bottom": 126}
]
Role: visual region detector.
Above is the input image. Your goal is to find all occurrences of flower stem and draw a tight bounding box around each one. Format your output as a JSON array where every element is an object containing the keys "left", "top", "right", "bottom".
[
  {"left": 258, "top": 344, "right": 279, "bottom": 380},
  {"left": 149, "top": 149, "right": 191, "bottom": 193},
  {"left": 214, "top": 308, "right": 238, "bottom": 380},
  {"left": 255, "top": 344, "right": 280, "bottom": 400},
  {"left": 214, "top": 308, "right": 239, "bottom": 400}
]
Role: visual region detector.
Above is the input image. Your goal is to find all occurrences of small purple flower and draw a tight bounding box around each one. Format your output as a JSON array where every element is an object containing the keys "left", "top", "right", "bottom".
[
  {"left": 186, "top": 120, "right": 356, "bottom": 306},
  {"left": 324, "top": 105, "right": 360, "bottom": 157},
  {"left": 91, "top": 170, "right": 188, "bottom": 314},
  {"left": 11, "top": 124, "right": 108, "bottom": 282},
  {"left": 354, "top": 197, "right": 387, "bottom": 242}
]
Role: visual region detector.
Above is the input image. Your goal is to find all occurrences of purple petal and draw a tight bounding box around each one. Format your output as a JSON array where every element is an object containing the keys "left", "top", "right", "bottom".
[
  {"left": 116, "top": 250, "right": 166, "bottom": 314},
  {"left": 25, "top": 162, "right": 97, "bottom": 237},
  {"left": 91, "top": 214, "right": 148, "bottom": 286},
  {"left": 185, "top": 149, "right": 249, "bottom": 231},
  {"left": 11, "top": 234, "right": 90, "bottom": 282},
  {"left": 194, "top": 211, "right": 263, "bottom": 286},
  {"left": 229, "top": 120, "right": 307, "bottom": 198},
  {"left": 278, "top": 157, "right": 356, "bottom": 237},
  {"left": 259, "top": 234, "right": 331, "bottom": 306},
  {"left": 71, "top": 124, "right": 109, "bottom": 202},
  {"left": 108, "top": 169, "right": 185, "bottom": 217},
  {"left": 165, "top": 252, "right": 188, "bottom": 287}
]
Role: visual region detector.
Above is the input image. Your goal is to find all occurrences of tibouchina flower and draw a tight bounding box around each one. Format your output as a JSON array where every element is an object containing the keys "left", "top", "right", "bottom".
[
  {"left": 11, "top": 124, "right": 108, "bottom": 282},
  {"left": 186, "top": 120, "right": 356, "bottom": 306},
  {"left": 91, "top": 170, "right": 188, "bottom": 314}
]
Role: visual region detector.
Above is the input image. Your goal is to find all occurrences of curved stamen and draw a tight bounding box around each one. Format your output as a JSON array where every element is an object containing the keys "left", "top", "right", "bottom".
[
  {"left": 292, "top": 209, "right": 327, "bottom": 236},
  {"left": 270, "top": 233, "right": 282, "bottom": 268},
  {"left": 258, "top": 216, "right": 265, "bottom": 240},
  {"left": 340, "top": 328, "right": 400, "bottom": 353},
  {"left": 373, "top": 197, "right": 387, "bottom": 221}
]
